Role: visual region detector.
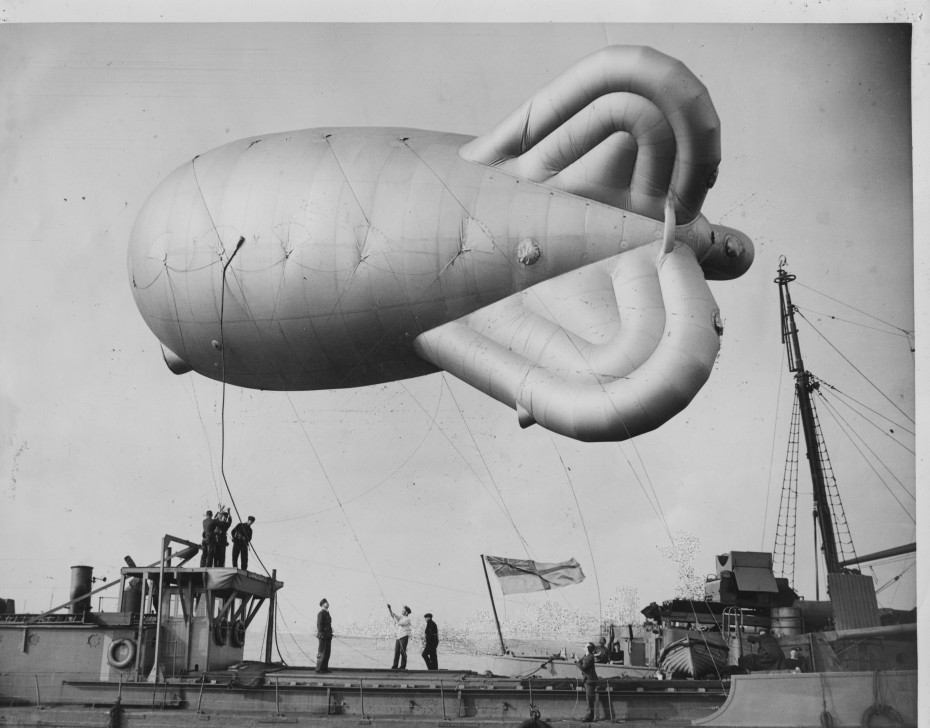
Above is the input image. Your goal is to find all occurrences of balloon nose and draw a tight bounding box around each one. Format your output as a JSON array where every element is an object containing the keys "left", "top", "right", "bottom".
[{"left": 707, "top": 224, "right": 754, "bottom": 280}]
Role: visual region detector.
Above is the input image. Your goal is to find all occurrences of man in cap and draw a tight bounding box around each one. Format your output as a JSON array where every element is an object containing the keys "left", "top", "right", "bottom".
[
  {"left": 231, "top": 516, "right": 255, "bottom": 570},
  {"left": 421, "top": 612, "right": 439, "bottom": 670},
  {"left": 200, "top": 510, "right": 216, "bottom": 567},
  {"left": 212, "top": 508, "right": 232, "bottom": 567},
  {"left": 744, "top": 629, "right": 787, "bottom": 671},
  {"left": 315, "top": 598, "right": 332, "bottom": 673},
  {"left": 574, "top": 641, "right": 598, "bottom": 722},
  {"left": 387, "top": 604, "right": 412, "bottom": 670}
]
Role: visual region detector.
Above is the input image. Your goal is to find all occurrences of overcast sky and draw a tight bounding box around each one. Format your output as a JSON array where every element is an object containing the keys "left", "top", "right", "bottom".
[{"left": 0, "top": 4, "right": 924, "bottom": 650}]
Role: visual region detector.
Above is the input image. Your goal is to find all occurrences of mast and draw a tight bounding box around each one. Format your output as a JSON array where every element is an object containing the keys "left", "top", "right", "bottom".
[
  {"left": 480, "top": 555, "right": 508, "bottom": 655},
  {"left": 775, "top": 260, "right": 843, "bottom": 577}
]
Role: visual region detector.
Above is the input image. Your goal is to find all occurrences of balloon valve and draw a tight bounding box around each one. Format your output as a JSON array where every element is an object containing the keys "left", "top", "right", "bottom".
[{"left": 516, "top": 402, "right": 536, "bottom": 429}]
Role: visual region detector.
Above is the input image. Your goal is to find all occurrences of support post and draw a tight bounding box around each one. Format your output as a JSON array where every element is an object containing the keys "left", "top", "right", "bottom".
[
  {"left": 480, "top": 555, "right": 507, "bottom": 655},
  {"left": 149, "top": 535, "right": 168, "bottom": 682},
  {"left": 135, "top": 576, "right": 147, "bottom": 677},
  {"left": 265, "top": 569, "right": 276, "bottom": 664}
]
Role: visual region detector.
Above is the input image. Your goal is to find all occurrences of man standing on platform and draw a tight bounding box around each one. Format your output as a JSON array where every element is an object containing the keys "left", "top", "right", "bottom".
[
  {"left": 574, "top": 642, "right": 599, "bottom": 722},
  {"left": 212, "top": 508, "right": 232, "bottom": 567},
  {"left": 421, "top": 612, "right": 439, "bottom": 670},
  {"left": 231, "top": 516, "right": 255, "bottom": 570},
  {"left": 387, "top": 604, "right": 412, "bottom": 670},
  {"left": 316, "top": 598, "right": 332, "bottom": 673},
  {"left": 200, "top": 510, "right": 216, "bottom": 567}
]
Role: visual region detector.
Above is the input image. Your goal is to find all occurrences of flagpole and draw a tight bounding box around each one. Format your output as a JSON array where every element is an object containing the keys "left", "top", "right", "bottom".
[{"left": 480, "top": 555, "right": 507, "bottom": 655}]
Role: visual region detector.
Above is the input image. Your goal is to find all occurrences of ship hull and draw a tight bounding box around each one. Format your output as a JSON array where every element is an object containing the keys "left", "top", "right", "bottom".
[{"left": 0, "top": 665, "right": 726, "bottom": 726}]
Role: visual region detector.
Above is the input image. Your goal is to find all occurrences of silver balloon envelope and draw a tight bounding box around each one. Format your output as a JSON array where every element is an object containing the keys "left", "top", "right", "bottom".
[{"left": 128, "top": 46, "right": 753, "bottom": 442}]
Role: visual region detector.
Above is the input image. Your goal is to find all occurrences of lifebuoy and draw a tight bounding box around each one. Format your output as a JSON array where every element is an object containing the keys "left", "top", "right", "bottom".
[
  {"left": 107, "top": 638, "right": 137, "bottom": 669},
  {"left": 861, "top": 704, "right": 904, "bottom": 728},
  {"left": 230, "top": 619, "right": 246, "bottom": 648},
  {"left": 213, "top": 618, "right": 229, "bottom": 646}
]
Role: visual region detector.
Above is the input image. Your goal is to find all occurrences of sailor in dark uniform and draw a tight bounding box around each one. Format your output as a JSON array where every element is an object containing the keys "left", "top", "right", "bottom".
[
  {"left": 316, "top": 598, "right": 333, "bottom": 673},
  {"left": 200, "top": 510, "right": 216, "bottom": 567},
  {"left": 422, "top": 613, "right": 439, "bottom": 670},
  {"left": 574, "top": 642, "right": 598, "bottom": 722},
  {"left": 743, "top": 629, "right": 787, "bottom": 671},
  {"left": 212, "top": 508, "right": 232, "bottom": 567},
  {"left": 231, "top": 516, "right": 255, "bottom": 570}
]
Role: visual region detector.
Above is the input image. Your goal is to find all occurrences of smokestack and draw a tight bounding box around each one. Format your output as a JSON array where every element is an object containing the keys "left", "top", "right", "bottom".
[{"left": 70, "top": 565, "right": 93, "bottom": 615}]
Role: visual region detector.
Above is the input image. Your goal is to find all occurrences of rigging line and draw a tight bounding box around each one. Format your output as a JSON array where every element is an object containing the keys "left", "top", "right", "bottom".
[
  {"left": 795, "top": 305, "right": 914, "bottom": 340},
  {"left": 762, "top": 346, "right": 788, "bottom": 550},
  {"left": 874, "top": 560, "right": 916, "bottom": 596},
  {"left": 262, "top": 549, "right": 485, "bottom": 597},
  {"left": 262, "top": 384, "right": 444, "bottom": 524},
  {"left": 816, "top": 384, "right": 915, "bottom": 497},
  {"left": 196, "top": 274, "right": 386, "bottom": 597},
  {"left": 267, "top": 600, "right": 288, "bottom": 666},
  {"left": 191, "top": 155, "right": 225, "bottom": 249},
  {"left": 182, "top": 377, "right": 223, "bottom": 504},
  {"left": 815, "top": 379, "right": 915, "bottom": 440},
  {"left": 332, "top": 635, "right": 384, "bottom": 668},
  {"left": 189, "top": 154, "right": 272, "bottom": 574},
  {"left": 187, "top": 229, "right": 386, "bottom": 596},
  {"left": 865, "top": 553, "right": 916, "bottom": 569},
  {"left": 258, "top": 603, "right": 269, "bottom": 663},
  {"left": 274, "top": 601, "right": 316, "bottom": 665},
  {"left": 320, "top": 135, "right": 416, "bottom": 326},
  {"left": 438, "top": 375, "right": 533, "bottom": 557},
  {"left": 391, "top": 377, "right": 515, "bottom": 530},
  {"left": 131, "top": 266, "right": 164, "bottom": 290},
  {"left": 215, "top": 241, "right": 275, "bottom": 581},
  {"left": 822, "top": 388, "right": 915, "bottom": 458},
  {"left": 217, "top": 237, "right": 248, "bottom": 525},
  {"left": 814, "top": 393, "right": 916, "bottom": 516},
  {"left": 277, "top": 389, "right": 390, "bottom": 603},
  {"left": 165, "top": 260, "right": 220, "bottom": 274},
  {"left": 795, "top": 281, "right": 913, "bottom": 336},
  {"left": 550, "top": 435, "right": 603, "bottom": 622},
  {"left": 613, "top": 440, "right": 672, "bottom": 542},
  {"left": 164, "top": 265, "right": 193, "bottom": 368},
  {"left": 273, "top": 598, "right": 329, "bottom": 666},
  {"left": 194, "top": 237, "right": 392, "bottom": 599},
  {"left": 796, "top": 311, "right": 914, "bottom": 425}
]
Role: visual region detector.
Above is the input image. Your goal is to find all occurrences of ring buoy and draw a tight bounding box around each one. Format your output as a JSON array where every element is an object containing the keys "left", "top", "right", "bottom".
[
  {"left": 213, "top": 618, "right": 229, "bottom": 646},
  {"left": 230, "top": 619, "right": 246, "bottom": 648},
  {"left": 861, "top": 704, "right": 904, "bottom": 728},
  {"left": 107, "top": 638, "right": 137, "bottom": 669}
]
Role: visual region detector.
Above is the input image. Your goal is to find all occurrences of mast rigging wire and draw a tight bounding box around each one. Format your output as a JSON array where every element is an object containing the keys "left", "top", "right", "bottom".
[
  {"left": 796, "top": 311, "right": 913, "bottom": 425},
  {"left": 795, "top": 281, "right": 914, "bottom": 340},
  {"left": 813, "top": 392, "right": 916, "bottom": 518},
  {"left": 761, "top": 345, "right": 788, "bottom": 552},
  {"left": 796, "top": 305, "right": 914, "bottom": 343},
  {"left": 815, "top": 379, "right": 915, "bottom": 443}
]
